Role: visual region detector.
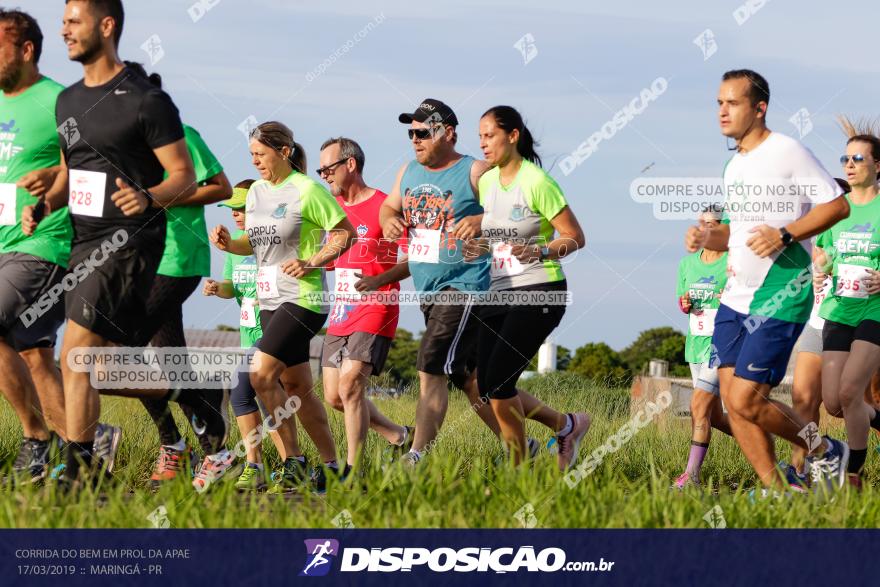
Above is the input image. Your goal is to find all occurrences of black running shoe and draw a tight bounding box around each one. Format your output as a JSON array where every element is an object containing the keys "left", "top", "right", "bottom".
[
  {"left": 188, "top": 389, "right": 229, "bottom": 455},
  {"left": 9, "top": 437, "right": 50, "bottom": 485}
]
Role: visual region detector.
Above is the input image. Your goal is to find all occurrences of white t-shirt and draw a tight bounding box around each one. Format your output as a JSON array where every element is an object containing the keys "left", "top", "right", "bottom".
[{"left": 721, "top": 132, "right": 842, "bottom": 322}]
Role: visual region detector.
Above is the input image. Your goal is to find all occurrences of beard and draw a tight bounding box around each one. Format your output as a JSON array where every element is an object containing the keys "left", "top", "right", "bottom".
[
  {"left": 0, "top": 54, "right": 24, "bottom": 93},
  {"left": 70, "top": 30, "right": 103, "bottom": 64}
]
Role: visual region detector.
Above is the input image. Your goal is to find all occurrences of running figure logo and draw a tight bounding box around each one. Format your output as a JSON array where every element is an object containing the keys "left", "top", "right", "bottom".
[{"left": 300, "top": 539, "right": 340, "bottom": 577}]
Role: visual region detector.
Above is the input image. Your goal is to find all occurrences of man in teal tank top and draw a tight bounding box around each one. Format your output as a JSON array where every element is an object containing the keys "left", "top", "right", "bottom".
[{"left": 380, "top": 99, "right": 499, "bottom": 465}]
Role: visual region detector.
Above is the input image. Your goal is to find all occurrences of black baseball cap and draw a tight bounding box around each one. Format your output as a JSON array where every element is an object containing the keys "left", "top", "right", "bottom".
[{"left": 398, "top": 98, "right": 459, "bottom": 127}]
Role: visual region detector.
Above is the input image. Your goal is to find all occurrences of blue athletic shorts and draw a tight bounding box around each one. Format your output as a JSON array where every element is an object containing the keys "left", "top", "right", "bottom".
[{"left": 711, "top": 303, "right": 804, "bottom": 387}]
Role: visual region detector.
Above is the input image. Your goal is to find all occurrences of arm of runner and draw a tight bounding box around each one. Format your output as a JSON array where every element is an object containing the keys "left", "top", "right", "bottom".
[
  {"left": 746, "top": 195, "right": 851, "bottom": 258},
  {"left": 380, "top": 164, "right": 408, "bottom": 240},
  {"left": 676, "top": 259, "right": 691, "bottom": 314},
  {"left": 282, "top": 217, "right": 357, "bottom": 279},
  {"left": 173, "top": 170, "right": 232, "bottom": 207},
  {"left": 512, "top": 206, "right": 585, "bottom": 262},
  {"left": 210, "top": 224, "right": 252, "bottom": 256},
  {"left": 110, "top": 139, "right": 197, "bottom": 215},
  {"left": 685, "top": 222, "right": 729, "bottom": 253},
  {"left": 451, "top": 160, "right": 490, "bottom": 240},
  {"left": 354, "top": 260, "right": 411, "bottom": 292},
  {"left": 21, "top": 152, "right": 69, "bottom": 235},
  {"left": 203, "top": 278, "right": 234, "bottom": 299},
  {"left": 16, "top": 165, "right": 61, "bottom": 197}
]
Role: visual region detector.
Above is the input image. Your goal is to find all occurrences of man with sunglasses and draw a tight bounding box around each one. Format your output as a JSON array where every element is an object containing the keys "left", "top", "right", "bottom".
[
  {"left": 316, "top": 136, "right": 412, "bottom": 480},
  {"left": 685, "top": 69, "right": 851, "bottom": 496},
  {"left": 380, "top": 99, "right": 500, "bottom": 466}
]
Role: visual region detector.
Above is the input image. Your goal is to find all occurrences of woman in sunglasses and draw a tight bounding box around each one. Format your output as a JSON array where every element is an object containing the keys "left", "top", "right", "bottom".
[
  {"left": 812, "top": 118, "right": 880, "bottom": 489},
  {"left": 474, "top": 105, "right": 590, "bottom": 469}
]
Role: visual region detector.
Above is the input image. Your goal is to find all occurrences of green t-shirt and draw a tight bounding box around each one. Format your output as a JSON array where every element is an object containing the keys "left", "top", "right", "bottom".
[
  {"left": 157, "top": 125, "right": 221, "bottom": 277},
  {"left": 223, "top": 229, "right": 262, "bottom": 348},
  {"left": 677, "top": 250, "right": 728, "bottom": 363},
  {"left": 817, "top": 193, "right": 880, "bottom": 327},
  {"left": 0, "top": 76, "right": 72, "bottom": 266}
]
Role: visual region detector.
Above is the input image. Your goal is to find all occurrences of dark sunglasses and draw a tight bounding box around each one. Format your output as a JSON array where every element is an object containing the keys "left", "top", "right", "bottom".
[
  {"left": 408, "top": 128, "right": 436, "bottom": 140},
  {"left": 840, "top": 154, "right": 867, "bottom": 165},
  {"left": 316, "top": 158, "right": 349, "bottom": 176}
]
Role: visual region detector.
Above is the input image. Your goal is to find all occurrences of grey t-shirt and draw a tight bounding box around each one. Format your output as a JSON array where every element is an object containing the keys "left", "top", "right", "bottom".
[
  {"left": 245, "top": 172, "right": 346, "bottom": 313},
  {"left": 479, "top": 160, "right": 568, "bottom": 290}
]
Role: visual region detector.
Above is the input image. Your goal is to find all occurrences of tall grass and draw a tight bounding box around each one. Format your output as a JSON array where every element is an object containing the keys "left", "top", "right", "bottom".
[{"left": 0, "top": 372, "right": 877, "bottom": 528}]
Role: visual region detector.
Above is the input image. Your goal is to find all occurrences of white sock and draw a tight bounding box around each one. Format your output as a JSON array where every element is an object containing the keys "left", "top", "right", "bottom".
[
  {"left": 164, "top": 438, "right": 186, "bottom": 451},
  {"left": 207, "top": 448, "right": 231, "bottom": 462},
  {"left": 557, "top": 414, "right": 573, "bottom": 437}
]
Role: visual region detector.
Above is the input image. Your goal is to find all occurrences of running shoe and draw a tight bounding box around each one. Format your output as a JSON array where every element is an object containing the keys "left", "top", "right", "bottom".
[
  {"left": 192, "top": 451, "right": 236, "bottom": 492},
  {"left": 527, "top": 437, "right": 540, "bottom": 460},
  {"left": 808, "top": 436, "right": 850, "bottom": 495},
  {"left": 399, "top": 450, "right": 422, "bottom": 468},
  {"left": 391, "top": 426, "right": 415, "bottom": 456},
  {"left": 189, "top": 389, "right": 230, "bottom": 456},
  {"left": 234, "top": 463, "right": 267, "bottom": 492},
  {"left": 8, "top": 437, "right": 50, "bottom": 484},
  {"left": 846, "top": 473, "right": 863, "bottom": 491},
  {"left": 557, "top": 412, "right": 591, "bottom": 471},
  {"left": 783, "top": 463, "right": 809, "bottom": 493},
  {"left": 93, "top": 423, "right": 122, "bottom": 473},
  {"left": 672, "top": 471, "right": 699, "bottom": 490},
  {"left": 149, "top": 445, "right": 193, "bottom": 489},
  {"left": 267, "top": 457, "right": 308, "bottom": 494},
  {"left": 311, "top": 463, "right": 340, "bottom": 494},
  {"left": 746, "top": 487, "right": 799, "bottom": 503}
]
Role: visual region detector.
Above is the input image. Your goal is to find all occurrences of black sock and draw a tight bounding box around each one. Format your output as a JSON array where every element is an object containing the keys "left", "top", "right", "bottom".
[
  {"left": 870, "top": 410, "right": 880, "bottom": 432},
  {"left": 140, "top": 396, "right": 182, "bottom": 446},
  {"left": 848, "top": 448, "right": 867, "bottom": 474},
  {"left": 64, "top": 441, "right": 94, "bottom": 479}
]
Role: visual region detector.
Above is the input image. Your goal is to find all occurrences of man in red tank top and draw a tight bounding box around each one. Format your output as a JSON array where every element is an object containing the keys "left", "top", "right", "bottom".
[{"left": 318, "top": 137, "right": 413, "bottom": 481}]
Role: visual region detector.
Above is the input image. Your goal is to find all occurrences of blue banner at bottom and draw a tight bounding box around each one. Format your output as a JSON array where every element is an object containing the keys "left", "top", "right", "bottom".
[{"left": 0, "top": 529, "right": 872, "bottom": 585}]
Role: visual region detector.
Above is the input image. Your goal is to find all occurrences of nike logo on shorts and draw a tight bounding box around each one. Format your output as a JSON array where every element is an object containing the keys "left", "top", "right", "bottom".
[{"left": 746, "top": 363, "right": 769, "bottom": 372}]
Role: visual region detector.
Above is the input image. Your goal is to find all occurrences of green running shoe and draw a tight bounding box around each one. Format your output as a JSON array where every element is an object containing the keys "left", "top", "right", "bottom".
[
  {"left": 267, "top": 457, "right": 308, "bottom": 495},
  {"left": 235, "top": 464, "right": 266, "bottom": 492}
]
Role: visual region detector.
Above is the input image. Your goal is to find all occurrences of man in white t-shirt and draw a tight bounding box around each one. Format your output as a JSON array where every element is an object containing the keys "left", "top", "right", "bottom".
[{"left": 685, "top": 69, "right": 852, "bottom": 495}]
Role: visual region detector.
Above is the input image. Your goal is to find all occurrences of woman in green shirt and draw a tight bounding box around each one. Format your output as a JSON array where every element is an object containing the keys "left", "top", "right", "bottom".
[
  {"left": 673, "top": 208, "right": 731, "bottom": 490},
  {"left": 813, "top": 123, "right": 880, "bottom": 487}
]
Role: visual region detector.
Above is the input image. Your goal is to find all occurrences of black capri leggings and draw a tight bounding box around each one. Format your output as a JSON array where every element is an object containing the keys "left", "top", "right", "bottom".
[
  {"left": 229, "top": 346, "right": 268, "bottom": 418},
  {"left": 476, "top": 286, "right": 566, "bottom": 401},
  {"left": 257, "top": 303, "right": 327, "bottom": 367}
]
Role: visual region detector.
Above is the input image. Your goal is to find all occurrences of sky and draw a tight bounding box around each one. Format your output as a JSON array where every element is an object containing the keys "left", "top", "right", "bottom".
[{"left": 22, "top": 0, "right": 880, "bottom": 351}]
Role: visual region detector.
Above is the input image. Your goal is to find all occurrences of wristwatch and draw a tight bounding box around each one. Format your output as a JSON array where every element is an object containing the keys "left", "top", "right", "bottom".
[
  {"left": 539, "top": 246, "right": 551, "bottom": 260},
  {"left": 779, "top": 227, "right": 794, "bottom": 247}
]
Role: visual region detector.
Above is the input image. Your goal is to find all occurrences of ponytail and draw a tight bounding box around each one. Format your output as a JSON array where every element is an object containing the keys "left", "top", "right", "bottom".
[
  {"left": 482, "top": 105, "right": 542, "bottom": 168},
  {"left": 123, "top": 60, "right": 163, "bottom": 89},
  {"left": 290, "top": 140, "right": 307, "bottom": 175}
]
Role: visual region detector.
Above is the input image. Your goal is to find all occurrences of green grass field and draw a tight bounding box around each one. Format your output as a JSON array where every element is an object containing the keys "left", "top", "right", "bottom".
[{"left": 1, "top": 372, "right": 878, "bottom": 528}]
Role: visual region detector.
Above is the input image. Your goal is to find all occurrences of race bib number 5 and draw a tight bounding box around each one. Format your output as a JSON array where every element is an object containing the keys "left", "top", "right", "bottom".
[
  {"left": 0, "top": 183, "right": 16, "bottom": 226},
  {"left": 256, "top": 265, "right": 280, "bottom": 300},
  {"left": 408, "top": 228, "right": 441, "bottom": 263},
  {"left": 68, "top": 169, "right": 106, "bottom": 217},
  {"left": 689, "top": 308, "right": 717, "bottom": 336},
  {"left": 836, "top": 264, "right": 870, "bottom": 299},
  {"left": 491, "top": 242, "right": 524, "bottom": 278}
]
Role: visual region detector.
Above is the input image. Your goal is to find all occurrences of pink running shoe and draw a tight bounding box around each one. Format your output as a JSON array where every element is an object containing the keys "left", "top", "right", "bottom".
[
  {"left": 673, "top": 472, "right": 694, "bottom": 490},
  {"left": 557, "top": 412, "right": 591, "bottom": 471},
  {"left": 192, "top": 451, "right": 236, "bottom": 492}
]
